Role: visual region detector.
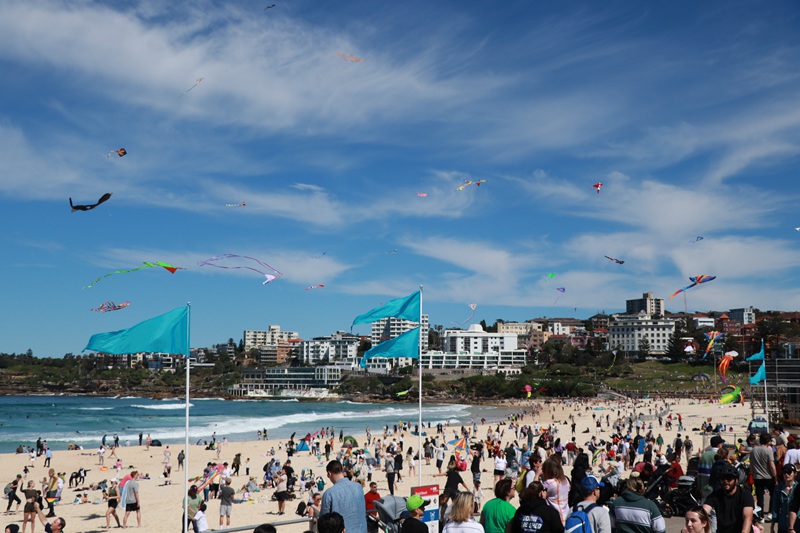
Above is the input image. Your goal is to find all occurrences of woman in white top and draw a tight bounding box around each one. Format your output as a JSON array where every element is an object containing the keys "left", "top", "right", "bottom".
[
  {"left": 493, "top": 451, "right": 507, "bottom": 485},
  {"left": 407, "top": 448, "right": 417, "bottom": 478},
  {"left": 442, "top": 491, "right": 484, "bottom": 533}
]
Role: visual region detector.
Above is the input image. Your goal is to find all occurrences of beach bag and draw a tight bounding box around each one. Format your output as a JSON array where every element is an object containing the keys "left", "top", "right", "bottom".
[
  {"left": 316, "top": 478, "right": 325, "bottom": 491},
  {"left": 295, "top": 500, "right": 307, "bottom": 516},
  {"left": 565, "top": 503, "right": 596, "bottom": 533}
]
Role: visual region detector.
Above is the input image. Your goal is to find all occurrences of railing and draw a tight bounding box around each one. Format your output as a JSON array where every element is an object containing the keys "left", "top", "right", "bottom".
[{"left": 208, "top": 516, "right": 312, "bottom": 533}]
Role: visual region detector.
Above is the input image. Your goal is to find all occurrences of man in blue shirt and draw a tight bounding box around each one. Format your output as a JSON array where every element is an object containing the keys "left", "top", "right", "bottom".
[{"left": 320, "top": 460, "right": 367, "bottom": 533}]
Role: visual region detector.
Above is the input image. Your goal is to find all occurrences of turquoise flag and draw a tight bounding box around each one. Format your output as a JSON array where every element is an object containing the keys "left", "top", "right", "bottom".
[
  {"left": 746, "top": 339, "right": 765, "bottom": 361},
  {"left": 352, "top": 291, "right": 420, "bottom": 327},
  {"left": 359, "top": 327, "right": 420, "bottom": 368},
  {"left": 84, "top": 307, "right": 188, "bottom": 354},
  {"left": 750, "top": 362, "right": 766, "bottom": 385}
]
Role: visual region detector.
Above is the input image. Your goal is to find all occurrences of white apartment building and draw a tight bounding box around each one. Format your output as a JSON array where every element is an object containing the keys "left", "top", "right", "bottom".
[
  {"left": 243, "top": 325, "right": 300, "bottom": 350},
  {"left": 371, "top": 315, "right": 429, "bottom": 351},
  {"left": 692, "top": 316, "right": 715, "bottom": 329},
  {"left": 729, "top": 307, "right": 756, "bottom": 325},
  {"left": 548, "top": 321, "right": 586, "bottom": 336},
  {"left": 300, "top": 331, "right": 360, "bottom": 365},
  {"left": 608, "top": 313, "right": 676, "bottom": 354},
  {"left": 442, "top": 324, "right": 518, "bottom": 353},
  {"left": 420, "top": 349, "right": 528, "bottom": 369},
  {"left": 626, "top": 292, "right": 665, "bottom": 316},
  {"left": 497, "top": 322, "right": 543, "bottom": 335}
]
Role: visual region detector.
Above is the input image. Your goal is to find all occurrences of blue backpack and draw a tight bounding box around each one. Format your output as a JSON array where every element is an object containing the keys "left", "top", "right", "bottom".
[{"left": 565, "top": 503, "right": 596, "bottom": 533}]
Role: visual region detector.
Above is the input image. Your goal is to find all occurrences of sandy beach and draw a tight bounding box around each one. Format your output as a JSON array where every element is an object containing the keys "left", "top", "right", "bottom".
[{"left": 0, "top": 396, "right": 755, "bottom": 533}]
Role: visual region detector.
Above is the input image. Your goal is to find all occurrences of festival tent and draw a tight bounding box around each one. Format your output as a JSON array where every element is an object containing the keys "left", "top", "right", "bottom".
[{"left": 296, "top": 440, "right": 310, "bottom": 452}]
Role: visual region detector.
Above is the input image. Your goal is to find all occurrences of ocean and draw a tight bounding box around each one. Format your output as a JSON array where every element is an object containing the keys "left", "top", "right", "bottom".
[{"left": 0, "top": 395, "right": 510, "bottom": 452}]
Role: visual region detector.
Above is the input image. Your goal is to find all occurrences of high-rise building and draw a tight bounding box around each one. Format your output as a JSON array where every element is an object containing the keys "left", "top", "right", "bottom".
[
  {"left": 729, "top": 307, "right": 756, "bottom": 325},
  {"left": 626, "top": 292, "right": 665, "bottom": 316},
  {"left": 371, "top": 315, "right": 429, "bottom": 351},
  {"left": 608, "top": 313, "right": 675, "bottom": 354},
  {"left": 243, "top": 325, "right": 299, "bottom": 350}
]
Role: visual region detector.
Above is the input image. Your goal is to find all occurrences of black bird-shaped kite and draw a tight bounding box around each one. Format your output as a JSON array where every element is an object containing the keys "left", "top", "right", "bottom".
[
  {"left": 70, "top": 193, "right": 112, "bottom": 212},
  {"left": 604, "top": 255, "right": 625, "bottom": 264},
  {"left": 265, "top": 4, "right": 276, "bottom": 9}
]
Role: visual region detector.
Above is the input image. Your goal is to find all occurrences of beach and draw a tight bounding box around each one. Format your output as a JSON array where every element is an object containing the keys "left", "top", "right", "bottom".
[{"left": 0, "top": 396, "right": 754, "bottom": 533}]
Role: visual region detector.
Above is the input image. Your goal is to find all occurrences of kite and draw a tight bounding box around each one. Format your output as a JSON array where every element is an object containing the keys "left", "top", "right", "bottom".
[
  {"left": 417, "top": 193, "right": 428, "bottom": 197},
  {"left": 523, "top": 384, "right": 532, "bottom": 398},
  {"left": 198, "top": 254, "right": 282, "bottom": 285},
  {"left": 264, "top": 3, "right": 276, "bottom": 8},
  {"left": 107, "top": 148, "right": 127, "bottom": 158},
  {"left": 669, "top": 275, "right": 716, "bottom": 300},
  {"left": 180, "top": 78, "right": 204, "bottom": 97},
  {"left": 395, "top": 388, "right": 412, "bottom": 398},
  {"left": 702, "top": 331, "right": 724, "bottom": 359},
  {"left": 385, "top": 249, "right": 398, "bottom": 254},
  {"left": 451, "top": 303, "right": 478, "bottom": 327},
  {"left": 604, "top": 256, "right": 625, "bottom": 264},
  {"left": 70, "top": 193, "right": 112, "bottom": 212},
  {"left": 719, "top": 386, "right": 742, "bottom": 405},
  {"left": 607, "top": 349, "right": 619, "bottom": 371},
  {"left": 305, "top": 284, "right": 325, "bottom": 290},
  {"left": 91, "top": 301, "right": 131, "bottom": 313},
  {"left": 592, "top": 182, "right": 603, "bottom": 194},
  {"left": 85, "top": 261, "right": 184, "bottom": 289},
  {"left": 541, "top": 273, "right": 556, "bottom": 283},
  {"left": 553, "top": 287, "right": 566, "bottom": 305},
  {"left": 718, "top": 350, "right": 737, "bottom": 383},
  {"left": 225, "top": 202, "right": 246, "bottom": 207},
  {"left": 337, "top": 53, "right": 363, "bottom": 63},
  {"left": 795, "top": 228, "right": 800, "bottom": 232},
  {"left": 691, "top": 236, "right": 704, "bottom": 243},
  {"left": 456, "top": 179, "right": 487, "bottom": 191}
]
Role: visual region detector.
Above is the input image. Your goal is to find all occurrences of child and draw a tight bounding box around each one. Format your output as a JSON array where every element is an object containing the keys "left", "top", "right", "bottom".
[
  {"left": 194, "top": 502, "right": 209, "bottom": 532},
  {"left": 472, "top": 480, "right": 484, "bottom": 513},
  {"left": 246, "top": 458, "right": 250, "bottom": 477}
]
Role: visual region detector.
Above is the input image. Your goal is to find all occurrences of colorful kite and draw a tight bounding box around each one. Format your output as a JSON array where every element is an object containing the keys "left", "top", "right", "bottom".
[
  {"left": 225, "top": 202, "right": 246, "bottom": 207},
  {"left": 703, "top": 331, "right": 723, "bottom": 359},
  {"left": 669, "top": 275, "right": 716, "bottom": 300},
  {"left": 451, "top": 303, "right": 477, "bottom": 327},
  {"left": 718, "top": 350, "right": 738, "bottom": 382},
  {"left": 417, "top": 193, "right": 428, "bottom": 197},
  {"left": 604, "top": 256, "right": 625, "bottom": 264},
  {"left": 180, "top": 77, "right": 204, "bottom": 97},
  {"left": 719, "top": 386, "right": 742, "bottom": 405},
  {"left": 305, "top": 284, "right": 325, "bottom": 290},
  {"left": 592, "top": 182, "right": 603, "bottom": 194},
  {"left": 91, "top": 301, "right": 131, "bottom": 313},
  {"left": 107, "top": 148, "right": 127, "bottom": 158},
  {"left": 541, "top": 273, "right": 556, "bottom": 283},
  {"left": 607, "top": 349, "right": 619, "bottom": 371},
  {"left": 85, "top": 261, "right": 183, "bottom": 288},
  {"left": 523, "top": 384, "right": 532, "bottom": 398},
  {"left": 198, "top": 254, "right": 282, "bottom": 285},
  {"left": 337, "top": 53, "right": 363, "bottom": 63},
  {"left": 456, "top": 179, "right": 486, "bottom": 191},
  {"left": 553, "top": 287, "right": 566, "bottom": 305},
  {"left": 70, "top": 193, "right": 112, "bottom": 212}
]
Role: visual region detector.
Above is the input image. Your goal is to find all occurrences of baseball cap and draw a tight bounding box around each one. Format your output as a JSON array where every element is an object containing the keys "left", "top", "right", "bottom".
[
  {"left": 710, "top": 435, "right": 725, "bottom": 447},
  {"left": 719, "top": 462, "right": 738, "bottom": 478},
  {"left": 782, "top": 464, "right": 797, "bottom": 474},
  {"left": 406, "top": 494, "right": 430, "bottom": 512},
  {"left": 580, "top": 475, "right": 604, "bottom": 492}
]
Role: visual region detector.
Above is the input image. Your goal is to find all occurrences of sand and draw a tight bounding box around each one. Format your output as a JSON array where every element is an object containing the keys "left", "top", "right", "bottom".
[{"left": 0, "top": 397, "right": 754, "bottom": 533}]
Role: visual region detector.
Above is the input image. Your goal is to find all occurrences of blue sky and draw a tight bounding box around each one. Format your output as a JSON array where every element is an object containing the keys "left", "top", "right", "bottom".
[{"left": 2, "top": 0, "right": 800, "bottom": 357}]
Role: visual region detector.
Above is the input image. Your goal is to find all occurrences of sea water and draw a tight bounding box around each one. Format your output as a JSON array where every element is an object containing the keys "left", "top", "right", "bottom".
[{"left": 0, "top": 395, "right": 508, "bottom": 452}]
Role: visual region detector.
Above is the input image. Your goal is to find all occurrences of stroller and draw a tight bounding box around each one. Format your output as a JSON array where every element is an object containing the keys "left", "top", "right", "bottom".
[
  {"left": 663, "top": 475, "right": 700, "bottom": 518},
  {"left": 371, "top": 495, "right": 409, "bottom": 533}
]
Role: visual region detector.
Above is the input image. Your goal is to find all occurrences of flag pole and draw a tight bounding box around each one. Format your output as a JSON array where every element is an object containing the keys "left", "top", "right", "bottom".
[
  {"left": 183, "top": 303, "right": 191, "bottom": 532},
  {"left": 418, "top": 286, "right": 423, "bottom": 487}
]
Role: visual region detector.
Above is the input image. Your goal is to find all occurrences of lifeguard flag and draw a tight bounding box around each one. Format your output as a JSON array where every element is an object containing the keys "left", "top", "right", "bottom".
[
  {"left": 352, "top": 291, "right": 420, "bottom": 327},
  {"left": 359, "top": 327, "right": 420, "bottom": 368},
  {"left": 750, "top": 362, "right": 767, "bottom": 385},
  {"left": 746, "top": 340, "right": 765, "bottom": 361},
  {"left": 84, "top": 306, "right": 188, "bottom": 355}
]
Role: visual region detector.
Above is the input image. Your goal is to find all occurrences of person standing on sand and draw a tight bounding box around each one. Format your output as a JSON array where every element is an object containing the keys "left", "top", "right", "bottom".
[
  {"left": 123, "top": 471, "right": 141, "bottom": 529},
  {"left": 103, "top": 479, "right": 121, "bottom": 529},
  {"left": 320, "top": 460, "right": 367, "bottom": 533},
  {"left": 5, "top": 474, "right": 22, "bottom": 514},
  {"left": 178, "top": 450, "right": 185, "bottom": 471},
  {"left": 145, "top": 434, "right": 151, "bottom": 450},
  {"left": 219, "top": 477, "right": 235, "bottom": 528}
]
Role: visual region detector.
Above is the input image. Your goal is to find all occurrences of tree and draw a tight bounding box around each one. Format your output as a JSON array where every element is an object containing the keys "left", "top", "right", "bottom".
[
  {"left": 666, "top": 323, "right": 687, "bottom": 360},
  {"left": 638, "top": 338, "right": 651, "bottom": 358}
]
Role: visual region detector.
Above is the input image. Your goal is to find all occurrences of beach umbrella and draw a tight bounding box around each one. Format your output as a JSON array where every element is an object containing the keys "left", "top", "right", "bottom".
[{"left": 342, "top": 435, "right": 359, "bottom": 448}]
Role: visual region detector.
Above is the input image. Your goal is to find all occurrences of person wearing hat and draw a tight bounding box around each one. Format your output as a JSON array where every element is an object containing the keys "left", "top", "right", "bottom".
[
  {"left": 183, "top": 484, "right": 203, "bottom": 533},
  {"left": 751, "top": 433, "right": 778, "bottom": 517},
  {"left": 5, "top": 474, "right": 22, "bottom": 514},
  {"left": 772, "top": 463, "right": 798, "bottom": 533},
  {"left": 567, "top": 475, "right": 610, "bottom": 533},
  {"left": 698, "top": 435, "right": 726, "bottom": 499},
  {"left": 402, "top": 495, "right": 430, "bottom": 533},
  {"left": 703, "top": 462, "right": 754, "bottom": 533},
  {"left": 510, "top": 482, "right": 561, "bottom": 533}
]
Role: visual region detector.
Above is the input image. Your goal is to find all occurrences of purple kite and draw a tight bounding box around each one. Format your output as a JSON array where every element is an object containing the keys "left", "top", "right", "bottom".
[{"left": 198, "top": 254, "right": 282, "bottom": 284}]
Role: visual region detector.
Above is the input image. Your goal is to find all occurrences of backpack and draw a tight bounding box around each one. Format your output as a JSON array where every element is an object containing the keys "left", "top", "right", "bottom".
[
  {"left": 565, "top": 503, "right": 597, "bottom": 533},
  {"left": 3, "top": 483, "right": 11, "bottom": 496},
  {"left": 515, "top": 468, "right": 529, "bottom": 493},
  {"left": 316, "top": 477, "right": 325, "bottom": 491},
  {"left": 295, "top": 500, "right": 307, "bottom": 516}
]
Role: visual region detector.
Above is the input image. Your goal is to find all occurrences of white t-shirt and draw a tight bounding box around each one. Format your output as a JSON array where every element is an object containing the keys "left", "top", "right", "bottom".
[
  {"left": 194, "top": 510, "right": 209, "bottom": 532},
  {"left": 494, "top": 456, "right": 507, "bottom": 472}
]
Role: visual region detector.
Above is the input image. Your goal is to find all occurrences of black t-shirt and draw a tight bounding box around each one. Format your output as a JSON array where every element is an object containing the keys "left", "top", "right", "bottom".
[
  {"left": 444, "top": 470, "right": 464, "bottom": 495},
  {"left": 705, "top": 487, "right": 754, "bottom": 533},
  {"left": 401, "top": 516, "right": 428, "bottom": 533},
  {"left": 471, "top": 455, "right": 481, "bottom": 474}
]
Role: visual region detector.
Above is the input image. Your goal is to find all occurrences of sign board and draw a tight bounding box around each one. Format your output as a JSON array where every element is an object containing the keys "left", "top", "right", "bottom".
[{"left": 411, "top": 484, "right": 440, "bottom": 533}]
